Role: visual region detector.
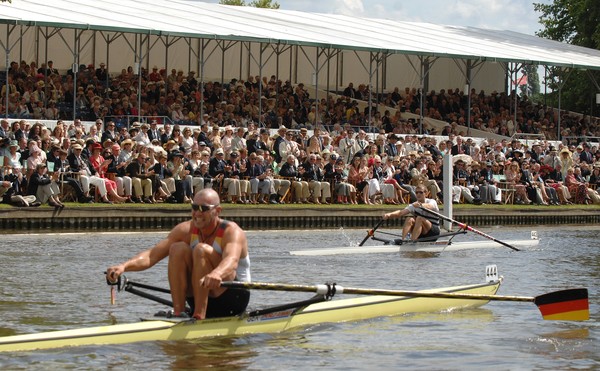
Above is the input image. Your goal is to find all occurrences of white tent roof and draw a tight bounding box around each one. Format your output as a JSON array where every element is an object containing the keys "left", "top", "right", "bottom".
[{"left": 2, "top": 0, "right": 600, "bottom": 70}]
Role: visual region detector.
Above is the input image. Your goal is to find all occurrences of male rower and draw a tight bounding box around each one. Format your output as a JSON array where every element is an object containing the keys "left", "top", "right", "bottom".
[
  {"left": 382, "top": 184, "right": 440, "bottom": 241},
  {"left": 106, "top": 188, "right": 251, "bottom": 320}
]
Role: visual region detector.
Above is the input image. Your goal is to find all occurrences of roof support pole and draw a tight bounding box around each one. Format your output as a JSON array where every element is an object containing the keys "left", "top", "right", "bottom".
[
  {"left": 244, "top": 42, "right": 274, "bottom": 126},
  {"left": 541, "top": 66, "right": 573, "bottom": 141},
  {"left": 193, "top": 39, "right": 220, "bottom": 122},
  {"left": 199, "top": 39, "right": 206, "bottom": 121},
  {"left": 259, "top": 42, "right": 264, "bottom": 125},
  {"left": 323, "top": 48, "right": 340, "bottom": 123},
  {"left": 500, "top": 62, "right": 524, "bottom": 135},
  {"left": 135, "top": 33, "right": 141, "bottom": 122},
  {"left": 369, "top": 52, "right": 386, "bottom": 132},
  {"left": 314, "top": 46, "right": 319, "bottom": 127},
  {"left": 466, "top": 60, "right": 472, "bottom": 136},
  {"left": 71, "top": 29, "right": 80, "bottom": 121},
  {"left": 1, "top": 23, "right": 18, "bottom": 119},
  {"left": 405, "top": 55, "right": 437, "bottom": 135},
  {"left": 452, "top": 58, "right": 485, "bottom": 136},
  {"left": 554, "top": 68, "right": 573, "bottom": 141},
  {"left": 97, "top": 31, "right": 124, "bottom": 90},
  {"left": 268, "top": 43, "right": 292, "bottom": 105},
  {"left": 297, "top": 46, "right": 333, "bottom": 128},
  {"left": 419, "top": 60, "right": 424, "bottom": 135},
  {"left": 368, "top": 52, "right": 373, "bottom": 130}
]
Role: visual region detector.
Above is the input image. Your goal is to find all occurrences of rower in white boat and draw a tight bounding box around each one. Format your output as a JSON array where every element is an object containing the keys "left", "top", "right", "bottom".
[{"left": 383, "top": 184, "right": 440, "bottom": 241}]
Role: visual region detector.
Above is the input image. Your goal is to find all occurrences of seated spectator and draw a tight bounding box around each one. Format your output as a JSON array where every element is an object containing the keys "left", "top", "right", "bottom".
[
  {"left": 167, "top": 150, "right": 193, "bottom": 203},
  {"left": 106, "top": 143, "right": 134, "bottom": 201},
  {"left": 53, "top": 148, "right": 92, "bottom": 203},
  {"left": 1, "top": 179, "right": 40, "bottom": 207},
  {"left": 544, "top": 163, "right": 572, "bottom": 204},
  {"left": 279, "top": 154, "right": 309, "bottom": 204},
  {"left": 67, "top": 143, "right": 112, "bottom": 204},
  {"left": 26, "top": 163, "right": 64, "bottom": 207},
  {"left": 478, "top": 161, "right": 502, "bottom": 204},
  {"left": 209, "top": 147, "right": 241, "bottom": 203},
  {"left": 505, "top": 162, "right": 532, "bottom": 204},
  {"left": 348, "top": 156, "right": 371, "bottom": 205},
  {"left": 89, "top": 142, "right": 128, "bottom": 203},
  {"left": 152, "top": 153, "right": 175, "bottom": 202},
  {"left": 126, "top": 152, "right": 155, "bottom": 204},
  {"left": 300, "top": 153, "right": 331, "bottom": 204},
  {"left": 245, "top": 153, "right": 271, "bottom": 204}
]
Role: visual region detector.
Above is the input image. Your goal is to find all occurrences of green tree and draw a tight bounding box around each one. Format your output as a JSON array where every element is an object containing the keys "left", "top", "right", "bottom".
[
  {"left": 219, "top": 0, "right": 246, "bottom": 5},
  {"left": 534, "top": 0, "right": 600, "bottom": 114},
  {"left": 219, "top": 0, "right": 280, "bottom": 8}
]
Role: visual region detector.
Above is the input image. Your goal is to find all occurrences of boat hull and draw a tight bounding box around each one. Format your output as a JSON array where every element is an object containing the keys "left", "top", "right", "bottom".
[
  {"left": 290, "top": 237, "right": 539, "bottom": 256},
  {"left": 0, "top": 281, "right": 501, "bottom": 352}
]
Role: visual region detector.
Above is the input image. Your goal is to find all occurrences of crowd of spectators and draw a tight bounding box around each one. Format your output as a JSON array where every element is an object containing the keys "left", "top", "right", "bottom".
[
  {"left": 1, "top": 60, "right": 600, "bottom": 207},
  {"left": 1, "top": 114, "right": 599, "bottom": 208},
  {"left": 1, "top": 60, "right": 599, "bottom": 142}
]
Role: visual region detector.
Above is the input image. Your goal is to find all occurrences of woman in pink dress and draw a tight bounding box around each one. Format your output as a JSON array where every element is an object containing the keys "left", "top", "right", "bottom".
[{"left": 89, "top": 143, "right": 127, "bottom": 203}]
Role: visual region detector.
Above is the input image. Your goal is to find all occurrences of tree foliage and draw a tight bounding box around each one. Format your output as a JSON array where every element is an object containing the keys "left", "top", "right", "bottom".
[
  {"left": 219, "top": 0, "right": 280, "bottom": 8},
  {"left": 534, "top": 0, "right": 600, "bottom": 114}
]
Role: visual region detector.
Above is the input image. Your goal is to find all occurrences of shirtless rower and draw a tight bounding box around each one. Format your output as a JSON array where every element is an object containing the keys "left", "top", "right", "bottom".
[
  {"left": 382, "top": 184, "right": 440, "bottom": 241},
  {"left": 106, "top": 188, "right": 251, "bottom": 320}
]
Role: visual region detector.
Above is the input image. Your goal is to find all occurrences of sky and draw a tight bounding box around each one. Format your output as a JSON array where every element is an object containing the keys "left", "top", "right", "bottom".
[{"left": 202, "top": 0, "right": 553, "bottom": 36}]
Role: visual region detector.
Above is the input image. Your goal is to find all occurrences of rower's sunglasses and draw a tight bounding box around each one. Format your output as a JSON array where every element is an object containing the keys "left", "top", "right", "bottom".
[
  {"left": 415, "top": 191, "right": 425, "bottom": 194},
  {"left": 191, "top": 204, "right": 218, "bottom": 212}
]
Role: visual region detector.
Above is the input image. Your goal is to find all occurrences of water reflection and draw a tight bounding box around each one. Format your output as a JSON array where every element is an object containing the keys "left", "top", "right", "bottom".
[
  {"left": 0, "top": 227, "right": 598, "bottom": 369},
  {"left": 160, "top": 337, "right": 257, "bottom": 370}
]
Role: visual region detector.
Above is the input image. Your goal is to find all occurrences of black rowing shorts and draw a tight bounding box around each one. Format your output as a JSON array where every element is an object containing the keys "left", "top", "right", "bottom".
[
  {"left": 420, "top": 224, "right": 440, "bottom": 240},
  {"left": 187, "top": 288, "right": 250, "bottom": 318}
]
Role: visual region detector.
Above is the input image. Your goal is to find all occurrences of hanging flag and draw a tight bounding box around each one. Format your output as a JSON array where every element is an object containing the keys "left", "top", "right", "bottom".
[{"left": 514, "top": 75, "right": 528, "bottom": 86}]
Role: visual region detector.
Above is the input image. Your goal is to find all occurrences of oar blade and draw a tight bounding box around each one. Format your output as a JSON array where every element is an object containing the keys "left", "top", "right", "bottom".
[{"left": 533, "top": 288, "right": 589, "bottom": 321}]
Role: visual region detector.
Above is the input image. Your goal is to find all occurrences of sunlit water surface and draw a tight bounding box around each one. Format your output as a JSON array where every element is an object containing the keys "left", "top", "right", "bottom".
[{"left": 0, "top": 226, "right": 598, "bottom": 370}]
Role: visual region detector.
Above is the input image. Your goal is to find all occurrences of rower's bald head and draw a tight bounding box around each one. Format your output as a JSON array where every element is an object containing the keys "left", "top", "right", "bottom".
[{"left": 195, "top": 188, "right": 220, "bottom": 206}]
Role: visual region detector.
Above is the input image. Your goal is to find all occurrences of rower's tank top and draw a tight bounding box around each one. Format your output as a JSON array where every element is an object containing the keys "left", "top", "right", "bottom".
[{"left": 190, "top": 220, "right": 251, "bottom": 282}]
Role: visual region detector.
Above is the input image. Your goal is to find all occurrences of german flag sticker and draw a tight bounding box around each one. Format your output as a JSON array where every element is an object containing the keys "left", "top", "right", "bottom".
[{"left": 534, "top": 288, "right": 589, "bottom": 321}]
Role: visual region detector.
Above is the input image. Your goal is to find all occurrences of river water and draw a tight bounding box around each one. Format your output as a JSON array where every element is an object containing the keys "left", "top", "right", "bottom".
[{"left": 0, "top": 225, "right": 598, "bottom": 370}]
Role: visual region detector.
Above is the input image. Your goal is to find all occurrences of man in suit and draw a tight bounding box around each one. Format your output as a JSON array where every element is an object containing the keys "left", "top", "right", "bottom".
[
  {"left": 197, "top": 123, "right": 212, "bottom": 150},
  {"left": 300, "top": 153, "right": 331, "bottom": 204},
  {"left": 451, "top": 136, "right": 470, "bottom": 155},
  {"left": 53, "top": 148, "right": 92, "bottom": 203},
  {"left": 67, "top": 143, "right": 109, "bottom": 202},
  {"left": 148, "top": 120, "right": 161, "bottom": 142},
  {"left": 100, "top": 120, "right": 117, "bottom": 145},
  {"left": 580, "top": 143, "right": 594, "bottom": 164},
  {"left": 126, "top": 152, "right": 155, "bottom": 203},
  {"left": 385, "top": 134, "right": 400, "bottom": 157}
]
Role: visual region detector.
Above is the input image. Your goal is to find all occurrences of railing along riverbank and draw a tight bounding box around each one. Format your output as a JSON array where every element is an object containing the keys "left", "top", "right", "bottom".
[{"left": 0, "top": 206, "right": 599, "bottom": 233}]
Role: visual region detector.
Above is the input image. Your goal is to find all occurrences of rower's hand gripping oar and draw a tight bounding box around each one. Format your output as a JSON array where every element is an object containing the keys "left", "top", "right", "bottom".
[
  {"left": 222, "top": 281, "right": 589, "bottom": 321},
  {"left": 104, "top": 271, "right": 121, "bottom": 305},
  {"left": 418, "top": 207, "right": 520, "bottom": 251},
  {"left": 359, "top": 219, "right": 384, "bottom": 246}
]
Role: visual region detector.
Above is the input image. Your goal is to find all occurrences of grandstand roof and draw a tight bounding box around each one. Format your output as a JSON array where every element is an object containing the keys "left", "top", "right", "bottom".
[{"left": 2, "top": 0, "right": 600, "bottom": 70}]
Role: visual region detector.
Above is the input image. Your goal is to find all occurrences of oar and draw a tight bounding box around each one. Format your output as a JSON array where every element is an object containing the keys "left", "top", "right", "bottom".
[
  {"left": 359, "top": 219, "right": 384, "bottom": 246},
  {"left": 221, "top": 281, "right": 589, "bottom": 321},
  {"left": 418, "top": 207, "right": 520, "bottom": 251}
]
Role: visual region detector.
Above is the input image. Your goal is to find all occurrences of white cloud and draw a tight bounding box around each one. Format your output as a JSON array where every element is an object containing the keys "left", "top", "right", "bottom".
[
  {"left": 330, "top": 0, "right": 365, "bottom": 16},
  {"left": 203, "top": 0, "right": 548, "bottom": 36}
]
